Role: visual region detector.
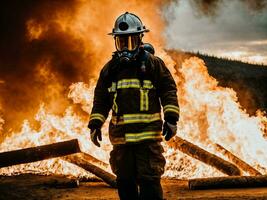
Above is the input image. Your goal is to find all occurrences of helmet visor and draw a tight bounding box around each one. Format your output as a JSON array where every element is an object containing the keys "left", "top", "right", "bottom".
[{"left": 115, "top": 34, "right": 141, "bottom": 51}]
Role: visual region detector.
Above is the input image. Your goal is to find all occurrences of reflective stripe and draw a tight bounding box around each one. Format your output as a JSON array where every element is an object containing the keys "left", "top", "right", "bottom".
[
  {"left": 112, "top": 113, "right": 161, "bottom": 125},
  {"left": 90, "top": 113, "right": 106, "bottom": 123},
  {"left": 125, "top": 131, "right": 162, "bottom": 142},
  {"left": 117, "top": 79, "right": 140, "bottom": 89},
  {"left": 140, "top": 89, "right": 149, "bottom": 111},
  {"left": 143, "top": 80, "right": 154, "bottom": 89},
  {"left": 108, "top": 79, "right": 154, "bottom": 90},
  {"left": 112, "top": 92, "right": 118, "bottom": 113},
  {"left": 108, "top": 79, "right": 154, "bottom": 114},
  {"left": 163, "top": 105, "right": 180, "bottom": 115},
  {"left": 108, "top": 82, "right": 117, "bottom": 92}
]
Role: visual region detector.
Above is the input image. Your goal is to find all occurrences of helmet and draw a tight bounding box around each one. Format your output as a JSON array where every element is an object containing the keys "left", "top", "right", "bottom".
[
  {"left": 109, "top": 12, "right": 149, "bottom": 35},
  {"left": 109, "top": 12, "right": 149, "bottom": 63}
]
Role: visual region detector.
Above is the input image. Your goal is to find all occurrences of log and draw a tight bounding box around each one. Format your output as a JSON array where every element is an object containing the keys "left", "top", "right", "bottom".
[
  {"left": 0, "top": 139, "right": 81, "bottom": 168},
  {"left": 64, "top": 153, "right": 117, "bottom": 188},
  {"left": 215, "top": 143, "right": 262, "bottom": 176},
  {"left": 0, "top": 174, "right": 79, "bottom": 188},
  {"left": 189, "top": 175, "right": 267, "bottom": 190},
  {"left": 41, "top": 175, "right": 79, "bottom": 188},
  {"left": 174, "top": 136, "right": 241, "bottom": 176},
  {"left": 82, "top": 152, "right": 109, "bottom": 168}
]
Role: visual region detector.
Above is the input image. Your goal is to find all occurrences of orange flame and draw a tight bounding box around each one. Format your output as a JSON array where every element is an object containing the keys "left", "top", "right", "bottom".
[{"left": 0, "top": 1, "right": 266, "bottom": 179}]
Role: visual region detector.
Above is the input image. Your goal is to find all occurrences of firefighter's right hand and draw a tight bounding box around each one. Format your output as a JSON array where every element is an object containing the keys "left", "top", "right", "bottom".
[{"left": 90, "top": 128, "right": 102, "bottom": 147}]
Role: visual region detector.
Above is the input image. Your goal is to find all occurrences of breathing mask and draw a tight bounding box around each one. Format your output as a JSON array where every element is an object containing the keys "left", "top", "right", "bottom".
[{"left": 115, "top": 34, "right": 142, "bottom": 63}]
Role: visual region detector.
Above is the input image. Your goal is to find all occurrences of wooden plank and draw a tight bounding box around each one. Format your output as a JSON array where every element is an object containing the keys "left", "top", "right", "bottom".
[
  {"left": 64, "top": 153, "right": 117, "bottom": 188},
  {"left": 215, "top": 143, "right": 262, "bottom": 176},
  {"left": 189, "top": 175, "right": 267, "bottom": 190},
  {"left": 0, "top": 174, "right": 79, "bottom": 188},
  {"left": 174, "top": 136, "right": 241, "bottom": 176},
  {"left": 82, "top": 152, "right": 109, "bottom": 168},
  {"left": 0, "top": 139, "right": 81, "bottom": 168}
]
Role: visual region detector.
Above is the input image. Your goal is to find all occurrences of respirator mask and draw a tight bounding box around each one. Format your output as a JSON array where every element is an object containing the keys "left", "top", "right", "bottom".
[{"left": 115, "top": 34, "right": 141, "bottom": 63}]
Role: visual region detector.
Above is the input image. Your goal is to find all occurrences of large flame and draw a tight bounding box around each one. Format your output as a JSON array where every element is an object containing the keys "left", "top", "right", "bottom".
[{"left": 0, "top": 1, "right": 266, "bottom": 179}]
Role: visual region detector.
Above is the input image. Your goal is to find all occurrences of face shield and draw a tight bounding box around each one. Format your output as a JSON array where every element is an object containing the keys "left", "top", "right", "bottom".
[{"left": 115, "top": 34, "right": 141, "bottom": 52}]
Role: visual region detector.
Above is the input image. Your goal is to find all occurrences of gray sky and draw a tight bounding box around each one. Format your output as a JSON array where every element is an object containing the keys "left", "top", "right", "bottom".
[{"left": 162, "top": 0, "right": 267, "bottom": 64}]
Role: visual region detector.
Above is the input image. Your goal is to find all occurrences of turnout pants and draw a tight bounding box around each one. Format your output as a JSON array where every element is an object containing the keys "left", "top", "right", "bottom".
[{"left": 109, "top": 141, "right": 166, "bottom": 200}]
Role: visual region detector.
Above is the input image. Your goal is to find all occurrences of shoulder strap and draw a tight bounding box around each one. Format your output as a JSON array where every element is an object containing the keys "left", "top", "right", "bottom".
[
  {"left": 110, "top": 53, "right": 121, "bottom": 78},
  {"left": 138, "top": 50, "right": 157, "bottom": 88}
]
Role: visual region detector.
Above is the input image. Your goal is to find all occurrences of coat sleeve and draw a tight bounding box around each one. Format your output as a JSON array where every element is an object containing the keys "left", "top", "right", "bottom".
[
  {"left": 154, "top": 57, "right": 180, "bottom": 122},
  {"left": 88, "top": 64, "right": 112, "bottom": 129}
]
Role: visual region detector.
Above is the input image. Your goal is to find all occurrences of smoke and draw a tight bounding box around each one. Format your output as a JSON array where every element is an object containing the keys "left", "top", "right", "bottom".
[
  {"left": 242, "top": 0, "right": 267, "bottom": 11},
  {"left": 162, "top": 0, "right": 267, "bottom": 64},
  {"left": 0, "top": 0, "right": 168, "bottom": 131},
  {"left": 189, "top": 0, "right": 223, "bottom": 16},
  {"left": 0, "top": 102, "right": 3, "bottom": 134},
  {"left": 0, "top": 0, "right": 265, "bottom": 132},
  {"left": 0, "top": 0, "right": 87, "bottom": 130},
  {"left": 189, "top": 0, "right": 267, "bottom": 16}
]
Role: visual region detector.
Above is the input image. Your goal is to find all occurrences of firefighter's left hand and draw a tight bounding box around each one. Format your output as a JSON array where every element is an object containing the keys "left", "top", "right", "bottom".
[
  {"left": 90, "top": 128, "right": 102, "bottom": 147},
  {"left": 163, "top": 121, "right": 177, "bottom": 141}
]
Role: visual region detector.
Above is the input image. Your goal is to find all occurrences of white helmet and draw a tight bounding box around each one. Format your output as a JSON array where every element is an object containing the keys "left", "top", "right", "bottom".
[
  {"left": 109, "top": 12, "right": 149, "bottom": 35},
  {"left": 109, "top": 12, "right": 149, "bottom": 62}
]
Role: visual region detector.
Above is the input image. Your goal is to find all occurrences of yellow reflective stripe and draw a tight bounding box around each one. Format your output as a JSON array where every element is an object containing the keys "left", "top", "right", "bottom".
[
  {"left": 143, "top": 80, "right": 154, "bottom": 89},
  {"left": 125, "top": 131, "right": 162, "bottom": 142},
  {"left": 140, "top": 89, "right": 149, "bottom": 111},
  {"left": 164, "top": 108, "right": 180, "bottom": 115},
  {"left": 144, "top": 90, "right": 149, "bottom": 110},
  {"left": 112, "top": 113, "right": 161, "bottom": 125},
  {"left": 90, "top": 116, "right": 105, "bottom": 122},
  {"left": 90, "top": 113, "right": 106, "bottom": 123},
  {"left": 114, "top": 79, "right": 153, "bottom": 89},
  {"left": 108, "top": 82, "right": 117, "bottom": 92},
  {"left": 140, "top": 89, "right": 144, "bottom": 111},
  {"left": 163, "top": 105, "right": 179, "bottom": 110},
  {"left": 117, "top": 79, "right": 140, "bottom": 89},
  {"left": 163, "top": 105, "right": 180, "bottom": 114},
  {"left": 112, "top": 92, "right": 118, "bottom": 113}
]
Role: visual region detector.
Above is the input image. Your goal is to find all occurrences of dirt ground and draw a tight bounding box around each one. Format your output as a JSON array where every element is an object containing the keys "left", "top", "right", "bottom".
[{"left": 0, "top": 174, "right": 267, "bottom": 200}]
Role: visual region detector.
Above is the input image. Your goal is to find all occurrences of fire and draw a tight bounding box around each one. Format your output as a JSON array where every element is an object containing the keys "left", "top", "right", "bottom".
[
  {"left": 0, "top": 1, "right": 266, "bottom": 179},
  {"left": 0, "top": 104, "right": 111, "bottom": 177},
  {"left": 164, "top": 57, "right": 267, "bottom": 178},
  {"left": 1, "top": 55, "right": 266, "bottom": 179}
]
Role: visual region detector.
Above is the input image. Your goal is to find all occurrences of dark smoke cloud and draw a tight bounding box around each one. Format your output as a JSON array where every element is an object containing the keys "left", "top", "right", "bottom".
[
  {"left": 0, "top": 0, "right": 171, "bottom": 132},
  {"left": 0, "top": 0, "right": 94, "bottom": 131},
  {"left": 1, "top": 0, "right": 266, "bottom": 132},
  {"left": 242, "top": 0, "right": 267, "bottom": 11}
]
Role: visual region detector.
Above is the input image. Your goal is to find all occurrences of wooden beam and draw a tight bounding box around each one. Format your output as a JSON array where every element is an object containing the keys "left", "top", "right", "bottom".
[
  {"left": 64, "top": 153, "right": 117, "bottom": 188},
  {"left": 0, "top": 139, "right": 81, "bottom": 168},
  {"left": 174, "top": 136, "right": 241, "bottom": 176},
  {"left": 40, "top": 175, "right": 79, "bottom": 188},
  {"left": 189, "top": 175, "right": 267, "bottom": 190},
  {"left": 0, "top": 174, "right": 79, "bottom": 188},
  {"left": 215, "top": 143, "right": 262, "bottom": 176},
  {"left": 81, "top": 152, "right": 109, "bottom": 168}
]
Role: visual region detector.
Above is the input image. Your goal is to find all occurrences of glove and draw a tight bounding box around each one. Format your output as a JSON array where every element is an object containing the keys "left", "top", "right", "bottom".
[
  {"left": 90, "top": 128, "right": 102, "bottom": 147},
  {"left": 162, "top": 121, "right": 177, "bottom": 141}
]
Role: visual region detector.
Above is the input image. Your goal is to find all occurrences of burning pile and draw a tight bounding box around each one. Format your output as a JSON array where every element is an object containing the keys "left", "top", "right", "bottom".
[
  {"left": 0, "top": 0, "right": 266, "bottom": 184},
  {"left": 0, "top": 55, "right": 266, "bottom": 180}
]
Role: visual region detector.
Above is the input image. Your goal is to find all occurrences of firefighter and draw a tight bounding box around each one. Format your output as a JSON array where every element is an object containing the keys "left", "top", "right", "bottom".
[{"left": 88, "top": 12, "right": 179, "bottom": 200}]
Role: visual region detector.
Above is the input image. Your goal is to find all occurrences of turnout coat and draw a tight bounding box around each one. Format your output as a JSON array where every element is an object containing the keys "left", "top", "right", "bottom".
[{"left": 88, "top": 51, "right": 179, "bottom": 145}]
